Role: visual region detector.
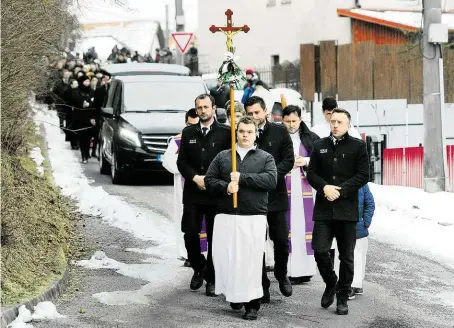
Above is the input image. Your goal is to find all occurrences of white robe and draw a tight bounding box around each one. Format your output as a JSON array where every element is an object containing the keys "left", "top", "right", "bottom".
[
  {"left": 213, "top": 214, "right": 267, "bottom": 302},
  {"left": 162, "top": 136, "right": 187, "bottom": 260},
  {"left": 287, "top": 132, "right": 317, "bottom": 277}
]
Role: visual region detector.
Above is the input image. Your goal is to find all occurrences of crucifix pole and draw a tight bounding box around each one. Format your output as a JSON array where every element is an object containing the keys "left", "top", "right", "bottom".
[{"left": 209, "top": 9, "right": 250, "bottom": 208}]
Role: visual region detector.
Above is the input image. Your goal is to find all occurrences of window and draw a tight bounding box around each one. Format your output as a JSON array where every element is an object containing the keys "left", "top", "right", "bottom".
[
  {"left": 271, "top": 55, "right": 280, "bottom": 66},
  {"left": 123, "top": 81, "right": 207, "bottom": 111}
]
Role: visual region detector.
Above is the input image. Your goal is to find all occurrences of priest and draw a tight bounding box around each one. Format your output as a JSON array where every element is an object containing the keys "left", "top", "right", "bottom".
[{"left": 282, "top": 105, "right": 319, "bottom": 284}]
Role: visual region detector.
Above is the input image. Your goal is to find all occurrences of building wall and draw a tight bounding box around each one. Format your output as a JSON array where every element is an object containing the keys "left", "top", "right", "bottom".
[
  {"left": 312, "top": 99, "right": 454, "bottom": 148},
  {"left": 197, "top": 0, "right": 353, "bottom": 72},
  {"left": 352, "top": 20, "right": 410, "bottom": 44}
]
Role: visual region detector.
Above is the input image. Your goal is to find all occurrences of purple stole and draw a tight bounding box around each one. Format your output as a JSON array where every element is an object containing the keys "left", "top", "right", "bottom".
[
  {"left": 174, "top": 136, "right": 208, "bottom": 253},
  {"left": 285, "top": 142, "right": 315, "bottom": 255}
]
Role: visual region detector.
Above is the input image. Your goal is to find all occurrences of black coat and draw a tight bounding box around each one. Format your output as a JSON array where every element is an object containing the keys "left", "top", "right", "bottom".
[
  {"left": 177, "top": 120, "right": 231, "bottom": 205},
  {"left": 256, "top": 121, "right": 295, "bottom": 212},
  {"left": 205, "top": 148, "right": 277, "bottom": 215},
  {"left": 306, "top": 134, "right": 370, "bottom": 222},
  {"left": 71, "top": 86, "right": 95, "bottom": 129}
]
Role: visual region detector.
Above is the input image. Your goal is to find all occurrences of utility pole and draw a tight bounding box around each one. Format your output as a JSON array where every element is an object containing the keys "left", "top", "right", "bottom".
[
  {"left": 175, "top": 0, "right": 185, "bottom": 66},
  {"left": 165, "top": 4, "right": 170, "bottom": 47},
  {"left": 422, "top": 0, "right": 446, "bottom": 192}
]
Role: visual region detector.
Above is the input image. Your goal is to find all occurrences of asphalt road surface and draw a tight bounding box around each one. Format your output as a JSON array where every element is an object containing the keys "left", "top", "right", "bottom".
[{"left": 36, "top": 153, "right": 454, "bottom": 328}]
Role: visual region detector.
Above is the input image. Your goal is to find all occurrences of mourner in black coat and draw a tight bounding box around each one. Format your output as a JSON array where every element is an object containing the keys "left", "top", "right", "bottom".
[
  {"left": 244, "top": 96, "right": 295, "bottom": 301},
  {"left": 177, "top": 94, "right": 231, "bottom": 296},
  {"left": 306, "top": 108, "right": 369, "bottom": 315},
  {"left": 71, "top": 74, "right": 96, "bottom": 163}
]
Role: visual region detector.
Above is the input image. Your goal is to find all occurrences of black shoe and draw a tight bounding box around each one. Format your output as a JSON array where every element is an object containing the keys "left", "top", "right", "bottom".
[
  {"left": 230, "top": 302, "right": 243, "bottom": 311},
  {"left": 353, "top": 287, "right": 363, "bottom": 295},
  {"left": 278, "top": 276, "right": 292, "bottom": 297},
  {"left": 336, "top": 296, "right": 349, "bottom": 315},
  {"left": 260, "top": 289, "right": 270, "bottom": 304},
  {"left": 243, "top": 309, "right": 258, "bottom": 320},
  {"left": 190, "top": 271, "right": 204, "bottom": 290},
  {"left": 205, "top": 282, "right": 217, "bottom": 297},
  {"left": 321, "top": 282, "right": 337, "bottom": 308},
  {"left": 289, "top": 276, "right": 312, "bottom": 285},
  {"left": 183, "top": 260, "right": 191, "bottom": 267},
  {"left": 348, "top": 289, "right": 356, "bottom": 300}
]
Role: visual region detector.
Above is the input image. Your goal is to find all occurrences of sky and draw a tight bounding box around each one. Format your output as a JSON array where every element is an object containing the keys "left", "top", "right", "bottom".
[{"left": 75, "top": 0, "right": 199, "bottom": 32}]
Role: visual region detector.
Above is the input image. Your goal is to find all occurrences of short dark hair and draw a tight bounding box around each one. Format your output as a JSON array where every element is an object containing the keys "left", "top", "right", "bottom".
[
  {"left": 194, "top": 94, "right": 216, "bottom": 108},
  {"left": 331, "top": 108, "right": 351, "bottom": 121},
  {"left": 322, "top": 96, "right": 337, "bottom": 111},
  {"left": 185, "top": 108, "right": 197, "bottom": 122},
  {"left": 282, "top": 105, "right": 301, "bottom": 118},
  {"left": 237, "top": 115, "right": 258, "bottom": 131},
  {"left": 244, "top": 96, "right": 266, "bottom": 111}
]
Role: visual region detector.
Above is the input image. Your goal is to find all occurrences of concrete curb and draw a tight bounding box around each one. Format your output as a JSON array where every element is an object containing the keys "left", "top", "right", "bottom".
[
  {"left": 1, "top": 121, "right": 70, "bottom": 328},
  {"left": 0, "top": 267, "right": 70, "bottom": 328}
]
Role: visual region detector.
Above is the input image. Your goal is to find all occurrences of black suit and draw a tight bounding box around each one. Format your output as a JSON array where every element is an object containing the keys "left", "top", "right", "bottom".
[
  {"left": 306, "top": 133, "right": 369, "bottom": 297},
  {"left": 256, "top": 121, "right": 294, "bottom": 287},
  {"left": 92, "top": 84, "right": 110, "bottom": 154},
  {"left": 177, "top": 120, "right": 231, "bottom": 282}
]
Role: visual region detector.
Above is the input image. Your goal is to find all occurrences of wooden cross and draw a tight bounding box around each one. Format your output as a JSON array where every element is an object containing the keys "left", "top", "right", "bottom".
[{"left": 209, "top": 9, "right": 250, "bottom": 53}]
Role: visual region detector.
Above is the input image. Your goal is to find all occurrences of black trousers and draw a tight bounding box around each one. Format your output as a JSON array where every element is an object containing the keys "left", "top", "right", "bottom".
[
  {"left": 262, "top": 210, "right": 289, "bottom": 291},
  {"left": 245, "top": 299, "right": 260, "bottom": 311},
  {"left": 312, "top": 220, "right": 357, "bottom": 296},
  {"left": 91, "top": 118, "right": 100, "bottom": 155},
  {"left": 78, "top": 128, "right": 92, "bottom": 160},
  {"left": 182, "top": 203, "right": 216, "bottom": 283}
]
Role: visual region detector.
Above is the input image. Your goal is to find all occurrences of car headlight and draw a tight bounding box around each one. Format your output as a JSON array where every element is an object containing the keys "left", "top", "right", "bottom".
[{"left": 118, "top": 127, "right": 141, "bottom": 147}]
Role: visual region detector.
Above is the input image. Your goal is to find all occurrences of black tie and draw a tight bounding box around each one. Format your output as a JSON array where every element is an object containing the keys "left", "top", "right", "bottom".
[
  {"left": 202, "top": 127, "right": 208, "bottom": 137},
  {"left": 258, "top": 128, "right": 263, "bottom": 139}
]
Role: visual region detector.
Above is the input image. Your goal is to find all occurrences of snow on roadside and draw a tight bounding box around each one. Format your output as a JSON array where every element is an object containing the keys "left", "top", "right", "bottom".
[
  {"left": 7, "top": 302, "right": 65, "bottom": 328},
  {"left": 368, "top": 183, "right": 454, "bottom": 270},
  {"left": 33, "top": 105, "right": 177, "bottom": 259},
  {"left": 29, "top": 147, "right": 44, "bottom": 176}
]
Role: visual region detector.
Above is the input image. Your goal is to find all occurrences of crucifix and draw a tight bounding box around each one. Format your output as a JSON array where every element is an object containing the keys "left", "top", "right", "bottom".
[
  {"left": 209, "top": 9, "right": 250, "bottom": 208},
  {"left": 209, "top": 9, "right": 250, "bottom": 54}
]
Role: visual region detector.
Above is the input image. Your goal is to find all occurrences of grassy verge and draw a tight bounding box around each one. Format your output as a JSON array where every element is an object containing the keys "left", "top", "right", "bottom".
[{"left": 1, "top": 127, "right": 73, "bottom": 306}]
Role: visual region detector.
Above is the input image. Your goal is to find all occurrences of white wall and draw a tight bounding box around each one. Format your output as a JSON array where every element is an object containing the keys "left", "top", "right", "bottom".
[
  {"left": 197, "top": 0, "right": 353, "bottom": 71},
  {"left": 358, "top": 0, "right": 454, "bottom": 10},
  {"left": 312, "top": 99, "right": 454, "bottom": 148}
]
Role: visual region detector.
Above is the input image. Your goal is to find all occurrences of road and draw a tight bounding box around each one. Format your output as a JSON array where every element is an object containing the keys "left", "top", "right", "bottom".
[{"left": 36, "top": 153, "right": 454, "bottom": 328}]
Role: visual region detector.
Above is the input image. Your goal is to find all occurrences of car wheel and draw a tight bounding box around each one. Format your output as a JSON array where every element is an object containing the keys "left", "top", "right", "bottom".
[
  {"left": 111, "top": 149, "right": 126, "bottom": 184},
  {"left": 99, "top": 141, "right": 110, "bottom": 175}
]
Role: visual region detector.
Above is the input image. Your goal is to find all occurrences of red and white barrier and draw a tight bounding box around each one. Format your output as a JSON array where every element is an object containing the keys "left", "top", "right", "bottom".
[{"left": 383, "top": 145, "right": 454, "bottom": 192}]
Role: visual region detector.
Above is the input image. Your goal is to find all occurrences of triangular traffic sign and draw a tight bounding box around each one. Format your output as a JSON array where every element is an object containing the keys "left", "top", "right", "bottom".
[{"left": 171, "top": 32, "right": 193, "bottom": 53}]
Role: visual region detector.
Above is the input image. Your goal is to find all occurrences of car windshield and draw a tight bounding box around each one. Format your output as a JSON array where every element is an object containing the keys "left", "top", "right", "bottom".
[{"left": 123, "top": 81, "right": 206, "bottom": 111}]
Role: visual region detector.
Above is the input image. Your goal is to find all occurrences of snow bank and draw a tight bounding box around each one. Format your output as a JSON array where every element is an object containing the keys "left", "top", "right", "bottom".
[
  {"left": 29, "top": 147, "right": 44, "bottom": 176},
  {"left": 32, "top": 104, "right": 176, "bottom": 257},
  {"left": 7, "top": 302, "right": 64, "bottom": 328},
  {"left": 368, "top": 183, "right": 454, "bottom": 270}
]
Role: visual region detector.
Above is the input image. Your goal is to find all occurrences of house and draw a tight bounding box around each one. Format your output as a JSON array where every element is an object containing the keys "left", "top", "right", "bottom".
[
  {"left": 337, "top": 8, "right": 454, "bottom": 45},
  {"left": 196, "top": 0, "right": 454, "bottom": 71}
]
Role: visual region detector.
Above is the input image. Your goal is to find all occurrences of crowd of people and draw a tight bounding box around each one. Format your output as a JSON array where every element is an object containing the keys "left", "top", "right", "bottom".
[
  {"left": 162, "top": 94, "right": 376, "bottom": 320},
  {"left": 40, "top": 50, "right": 112, "bottom": 163}
]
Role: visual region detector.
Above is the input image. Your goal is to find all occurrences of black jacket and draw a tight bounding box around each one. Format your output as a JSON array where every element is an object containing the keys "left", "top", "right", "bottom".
[
  {"left": 256, "top": 121, "right": 295, "bottom": 212},
  {"left": 177, "top": 120, "right": 231, "bottom": 204},
  {"left": 205, "top": 148, "right": 277, "bottom": 215},
  {"left": 71, "top": 86, "right": 95, "bottom": 129},
  {"left": 306, "top": 134, "right": 370, "bottom": 222}
]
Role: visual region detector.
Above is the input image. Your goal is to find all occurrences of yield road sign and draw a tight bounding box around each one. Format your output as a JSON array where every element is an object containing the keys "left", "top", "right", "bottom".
[{"left": 172, "top": 32, "right": 193, "bottom": 53}]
